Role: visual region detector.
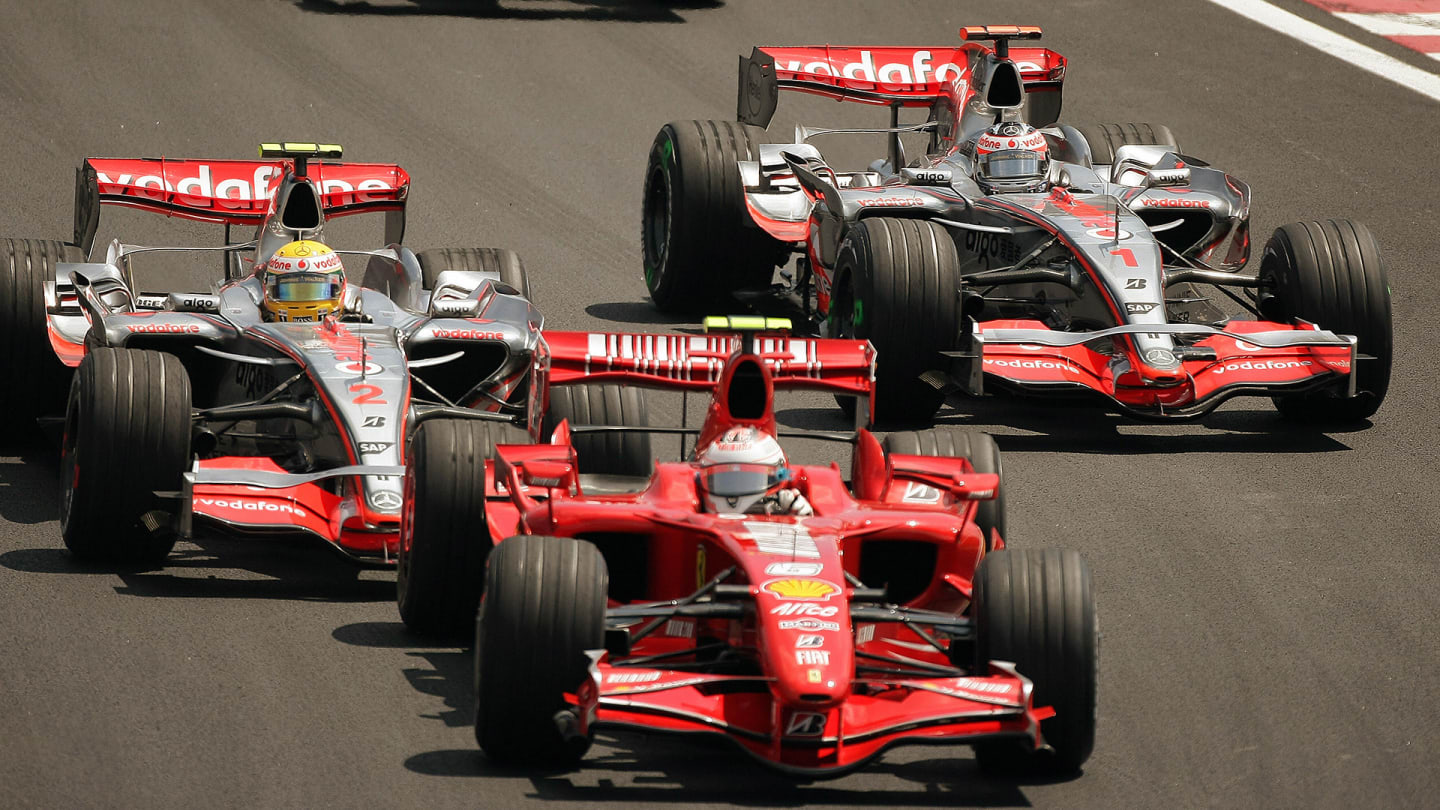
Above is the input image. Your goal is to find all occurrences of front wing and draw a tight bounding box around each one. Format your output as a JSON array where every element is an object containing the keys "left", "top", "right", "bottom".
[
  {"left": 963, "top": 319, "right": 1357, "bottom": 418},
  {"left": 574, "top": 661, "right": 1046, "bottom": 776},
  {"left": 182, "top": 457, "right": 405, "bottom": 562}
]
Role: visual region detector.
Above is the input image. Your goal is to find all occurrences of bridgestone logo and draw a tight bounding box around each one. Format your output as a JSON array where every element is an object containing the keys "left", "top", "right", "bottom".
[
  {"left": 1212, "top": 359, "right": 1312, "bottom": 375},
  {"left": 196, "top": 498, "right": 307, "bottom": 517}
]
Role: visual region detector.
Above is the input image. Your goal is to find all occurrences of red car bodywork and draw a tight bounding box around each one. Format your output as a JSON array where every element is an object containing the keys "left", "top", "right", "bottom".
[{"left": 480, "top": 328, "right": 1051, "bottom": 775}]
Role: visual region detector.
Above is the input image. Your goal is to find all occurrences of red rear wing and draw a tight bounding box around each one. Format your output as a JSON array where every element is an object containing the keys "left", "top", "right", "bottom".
[
  {"left": 760, "top": 45, "right": 1062, "bottom": 101},
  {"left": 73, "top": 157, "right": 409, "bottom": 248},
  {"left": 737, "top": 31, "right": 1066, "bottom": 126},
  {"left": 543, "top": 330, "right": 876, "bottom": 396}
]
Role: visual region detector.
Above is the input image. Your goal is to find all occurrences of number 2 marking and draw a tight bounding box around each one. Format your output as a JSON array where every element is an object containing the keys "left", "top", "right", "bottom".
[{"left": 350, "top": 384, "right": 387, "bottom": 405}]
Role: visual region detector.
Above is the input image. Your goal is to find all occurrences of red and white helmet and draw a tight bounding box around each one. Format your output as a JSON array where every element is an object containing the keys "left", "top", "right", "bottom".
[
  {"left": 695, "top": 427, "right": 790, "bottom": 515},
  {"left": 974, "top": 121, "right": 1051, "bottom": 193}
]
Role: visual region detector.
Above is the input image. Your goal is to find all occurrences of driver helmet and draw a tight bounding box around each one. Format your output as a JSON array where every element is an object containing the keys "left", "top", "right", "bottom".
[
  {"left": 974, "top": 121, "right": 1051, "bottom": 193},
  {"left": 260, "top": 240, "right": 346, "bottom": 322},
  {"left": 696, "top": 427, "right": 791, "bottom": 515}
]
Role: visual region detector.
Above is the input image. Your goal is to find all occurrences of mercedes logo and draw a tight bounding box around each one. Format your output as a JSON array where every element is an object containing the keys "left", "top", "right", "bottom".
[{"left": 370, "top": 491, "right": 403, "bottom": 510}]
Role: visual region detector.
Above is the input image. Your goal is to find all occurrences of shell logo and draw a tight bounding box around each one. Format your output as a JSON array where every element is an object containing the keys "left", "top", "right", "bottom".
[{"left": 763, "top": 578, "right": 839, "bottom": 600}]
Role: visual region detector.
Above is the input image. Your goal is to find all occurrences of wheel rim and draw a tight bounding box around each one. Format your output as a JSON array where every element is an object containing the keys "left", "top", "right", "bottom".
[{"left": 642, "top": 162, "right": 671, "bottom": 289}]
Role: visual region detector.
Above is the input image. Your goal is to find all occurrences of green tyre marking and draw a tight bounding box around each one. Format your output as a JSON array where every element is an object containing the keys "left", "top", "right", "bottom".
[{"left": 853, "top": 298, "right": 864, "bottom": 328}]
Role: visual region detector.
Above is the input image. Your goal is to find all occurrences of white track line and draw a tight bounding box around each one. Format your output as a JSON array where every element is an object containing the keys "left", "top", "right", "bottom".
[{"left": 1206, "top": 0, "right": 1440, "bottom": 103}]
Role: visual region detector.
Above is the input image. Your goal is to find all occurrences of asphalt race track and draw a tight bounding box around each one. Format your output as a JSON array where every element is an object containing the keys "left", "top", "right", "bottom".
[{"left": 2, "top": 1, "right": 1437, "bottom": 807}]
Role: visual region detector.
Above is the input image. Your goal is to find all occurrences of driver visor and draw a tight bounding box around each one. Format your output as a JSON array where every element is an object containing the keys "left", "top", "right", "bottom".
[
  {"left": 981, "top": 150, "right": 1045, "bottom": 180},
  {"left": 702, "top": 463, "right": 786, "bottom": 497},
  {"left": 267, "top": 272, "right": 343, "bottom": 302}
]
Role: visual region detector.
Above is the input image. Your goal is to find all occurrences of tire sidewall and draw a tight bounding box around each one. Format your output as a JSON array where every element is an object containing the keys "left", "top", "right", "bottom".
[{"left": 642, "top": 126, "right": 680, "bottom": 303}]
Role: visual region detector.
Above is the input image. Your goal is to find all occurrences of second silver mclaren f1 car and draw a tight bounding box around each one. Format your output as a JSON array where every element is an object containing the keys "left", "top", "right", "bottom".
[{"left": 641, "top": 25, "right": 1391, "bottom": 424}]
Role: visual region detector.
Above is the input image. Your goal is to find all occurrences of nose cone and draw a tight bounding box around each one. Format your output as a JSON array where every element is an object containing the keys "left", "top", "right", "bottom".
[{"left": 756, "top": 578, "right": 854, "bottom": 707}]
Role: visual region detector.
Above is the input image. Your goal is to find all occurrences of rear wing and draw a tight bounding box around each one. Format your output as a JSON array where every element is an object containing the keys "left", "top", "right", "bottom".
[
  {"left": 73, "top": 155, "right": 410, "bottom": 253},
  {"left": 543, "top": 329, "right": 876, "bottom": 397},
  {"left": 737, "top": 29, "right": 1066, "bottom": 128}
]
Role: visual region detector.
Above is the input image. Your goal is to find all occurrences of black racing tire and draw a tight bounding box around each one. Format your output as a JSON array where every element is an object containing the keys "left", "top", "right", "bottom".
[
  {"left": 1076, "top": 123, "right": 1180, "bottom": 165},
  {"left": 398, "top": 419, "right": 530, "bottom": 636},
  {"left": 641, "top": 120, "right": 788, "bottom": 312},
  {"left": 831, "top": 217, "right": 962, "bottom": 423},
  {"left": 970, "top": 548, "right": 1097, "bottom": 777},
  {"left": 475, "top": 535, "right": 608, "bottom": 765},
  {"left": 0, "top": 238, "right": 85, "bottom": 441},
  {"left": 416, "top": 247, "right": 532, "bottom": 302},
  {"left": 60, "top": 348, "right": 190, "bottom": 563},
  {"left": 544, "top": 383, "right": 653, "bottom": 477},
  {"left": 1258, "top": 220, "right": 1392, "bottom": 422},
  {"left": 882, "top": 429, "right": 1005, "bottom": 548}
]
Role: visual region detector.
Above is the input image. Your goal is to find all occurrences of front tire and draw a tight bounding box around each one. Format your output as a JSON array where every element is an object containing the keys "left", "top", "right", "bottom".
[
  {"left": 1258, "top": 220, "right": 1392, "bottom": 422},
  {"left": 0, "top": 238, "right": 85, "bottom": 441},
  {"left": 1075, "top": 122, "right": 1181, "bottom": 165},
  {"left": 415, "top": 247, "right": 532, "bottom": 301},
  {"left": 543, "top": 383, "right": 653, "bottom": 478},
  {"left": 641, "top": 120, "right": 786, "bottom": 311},
  {"left": 832, "top": 218, "right": 963, "bottom": 423},
  {"left": 475, "top": 535, "right": 608, "bottom": 765},
  {"left": 971, "top": 548, "right": 1097, "bottom": 776},
  {"left": 61, "top": 348, "right": 191, "bottom": 562},
  {"left": 882, "top": 428, "right": 1005, "bottom": 547},
  {"left": 398, "top": 419, "right": 529, "bottom": 636}
]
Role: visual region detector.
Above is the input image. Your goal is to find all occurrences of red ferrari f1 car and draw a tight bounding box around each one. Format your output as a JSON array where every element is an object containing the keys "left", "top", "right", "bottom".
[{"left": 398, "top": 318, "right": 1098, "bottom": 776}]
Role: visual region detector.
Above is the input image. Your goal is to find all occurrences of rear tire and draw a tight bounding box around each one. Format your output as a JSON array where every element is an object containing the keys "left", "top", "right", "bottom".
[
  {"left": 60, "top": 348, "right": 190, "bottom": 563},
  {"left": 832, "top": 218, "right": 962, "bottom": 423},
  {"left": 1259, "top": 220, "right": 1391, "bottom": 422},
  {"left": 416, "top": 247, "right": 532, "bottom": 301},
  {"left": 475, "top": 535, "right": 608, "bottom": 765},
  {"left": 882, "top": 429, "right": 1005, "bottom": 547},
  {"left": 641, "top": 120, "right": 787, "bottom": 311},
  {"left": 971, "top": 549, "right": 1097, "bottom": 776},
  {"left": 544, "top": 383, "right": 653, "bottom": 477},
  {"left": 398, "top": 419, "right": 529, "bottom": 636},
  {"left": 0, "top": 238, "right": 85, "bottom": 441},
  {"left": 1075, "top": 122, "right": 1180, "bottom": 165}
]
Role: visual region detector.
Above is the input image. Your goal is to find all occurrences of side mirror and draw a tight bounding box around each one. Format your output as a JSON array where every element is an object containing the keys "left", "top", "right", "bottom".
[
  {"left": 520, "top": 459, "right": 575, "bottom": 490},
  {"left": 1108, "top": 143, "right": 1171, "bottom": 185}
]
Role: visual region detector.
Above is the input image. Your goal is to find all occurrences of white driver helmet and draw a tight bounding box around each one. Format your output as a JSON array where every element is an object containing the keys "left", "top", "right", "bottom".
[
  {"left": 696, "top": 427, "right": 790, "bottom": 515},
  {"left": 974, "top": 121, "right": 1051, "bottom": 194}
]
